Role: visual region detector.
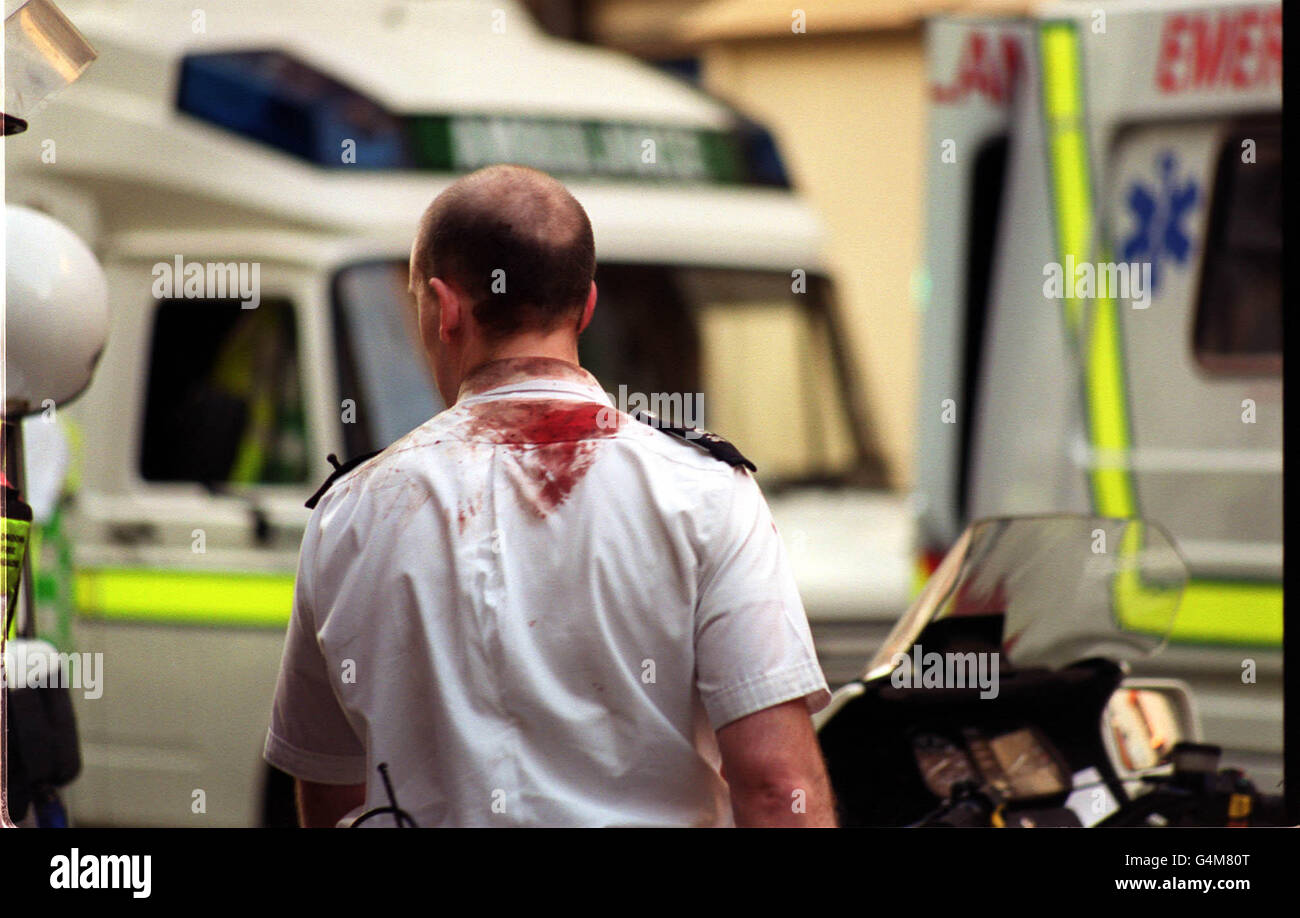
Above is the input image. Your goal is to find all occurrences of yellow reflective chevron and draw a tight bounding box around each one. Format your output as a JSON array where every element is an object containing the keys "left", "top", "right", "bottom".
[{"left": 74, "top": 568, "right": 294, "bottom": 627}]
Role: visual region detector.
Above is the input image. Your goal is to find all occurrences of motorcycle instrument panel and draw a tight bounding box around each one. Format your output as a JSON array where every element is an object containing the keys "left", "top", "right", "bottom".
[
  {"left": 911, "top": 726, "right": 1071, "bottom": 802},
  {"left": 912, "top": 733, "right": 979, "bottom": 798}
]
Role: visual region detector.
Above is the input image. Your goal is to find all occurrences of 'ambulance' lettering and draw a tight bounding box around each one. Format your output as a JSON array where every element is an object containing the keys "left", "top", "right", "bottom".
[
  {"left": 1155, "top": 7, "right": 1282, "bottom": 93},
  {"left": 931, "top": 32, "right": 1023, "bottom": 105}
]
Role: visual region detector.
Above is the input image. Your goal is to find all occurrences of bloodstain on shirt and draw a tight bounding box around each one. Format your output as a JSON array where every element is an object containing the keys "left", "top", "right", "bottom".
[
  {"left": 462, "top": 398, "right": 623, "bottom": 518},
  {"left": 454, "top": 494, "right": 482, "bottom": 534}
]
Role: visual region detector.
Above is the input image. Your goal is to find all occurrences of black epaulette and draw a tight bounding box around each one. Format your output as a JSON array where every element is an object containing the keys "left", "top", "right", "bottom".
[
  {"left": 305, "top": 451, "right": 381, "bottom": 509},
  {"left": 631, "top": 411, "right": 756, "bottom": 472}
]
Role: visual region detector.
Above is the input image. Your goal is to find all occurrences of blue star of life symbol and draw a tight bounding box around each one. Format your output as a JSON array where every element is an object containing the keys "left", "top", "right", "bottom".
[{"left": 1121, "top": 152, "right": 1198, "bottom": 293}]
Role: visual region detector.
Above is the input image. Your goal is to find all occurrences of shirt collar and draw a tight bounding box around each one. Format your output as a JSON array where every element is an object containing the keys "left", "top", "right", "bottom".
[{"left": 455, "top": 356, "right": 611, "bottom": 405}]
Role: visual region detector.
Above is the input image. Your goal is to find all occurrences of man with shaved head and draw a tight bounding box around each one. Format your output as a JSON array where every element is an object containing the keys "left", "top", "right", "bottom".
[
  {"left": 409, "top": 165, "right": 599, "bottom": 404},
  {"left": 266, "top": 164, "right": 836, "bottom": 828}
]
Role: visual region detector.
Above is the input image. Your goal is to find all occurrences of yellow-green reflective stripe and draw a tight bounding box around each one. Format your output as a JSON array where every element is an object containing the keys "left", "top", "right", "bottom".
[
  {"left": 1042, "top": 23, "right": 1089, "bottom": 336},
  {"left": 1166, "top": 581, "right": 1282, "bottom": 646},
  {"left": 1085, "top": 282, "right": 1134, "bottom": 517},
  {"left": 1113, "top": 523, "right": 1282, "bottom": 646},
  {"left": 1122, "top": 576, "right": 1283, "bottom": 646},
  {"left": 1040, "top": 22, "right": 1136, "bottom": 519},
  {"left": 74, "top": 569, "right": 294, "bottom": 627},
  {"left": 1111, "top": 521, "right": 1180, "bottom": 635}
]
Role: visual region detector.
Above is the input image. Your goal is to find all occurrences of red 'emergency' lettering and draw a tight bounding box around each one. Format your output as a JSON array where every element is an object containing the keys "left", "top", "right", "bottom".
[
  {"left": 1156, "top": 7, "right": 1282, "bottom": 93},
  {"left": 931, "top": 31, "right": 1023, "bottom": 105}
]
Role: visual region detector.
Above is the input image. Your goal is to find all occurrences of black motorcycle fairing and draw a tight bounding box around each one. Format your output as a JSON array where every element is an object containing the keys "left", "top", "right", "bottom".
[{"left": 819, "top": 658, "right": 1127, "bottom": 827}]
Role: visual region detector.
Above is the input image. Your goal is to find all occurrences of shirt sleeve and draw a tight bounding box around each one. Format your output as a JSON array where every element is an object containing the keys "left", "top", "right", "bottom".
[
  {"left": 264, "top": 513, "right": 368, "bottom": 785},
  {"left": 693, "top": 469, "right": 832, "bottom": 730}
]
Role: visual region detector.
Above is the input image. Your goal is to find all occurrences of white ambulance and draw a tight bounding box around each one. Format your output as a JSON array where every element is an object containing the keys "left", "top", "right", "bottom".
[
  {"left": 7, "top": 0, "right": 912, "bottom": 825},
  {"left": 915, "top": 0, "right": 1282, "bottom": 786}
]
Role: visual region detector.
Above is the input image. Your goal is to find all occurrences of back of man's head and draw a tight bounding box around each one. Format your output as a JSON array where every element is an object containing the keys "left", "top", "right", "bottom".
[{"left": 413, "top": 164, "right": 595, "bottom": 339}]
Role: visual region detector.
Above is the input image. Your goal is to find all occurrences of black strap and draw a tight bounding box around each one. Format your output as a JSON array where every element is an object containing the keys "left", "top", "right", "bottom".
[
  {"left": 305, "top": 451, "right": 381, "bottom": 509},
  {"left": 631, "top": 411, "right": 756, "bottom": 472}
]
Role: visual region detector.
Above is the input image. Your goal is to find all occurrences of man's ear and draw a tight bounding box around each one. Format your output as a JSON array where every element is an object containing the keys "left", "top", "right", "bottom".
[
  {"left": 577, "top": 281, "right": 597, "bottom": 334},
  {"left": 429, "top": 276, "right": 462, "bottom": 344}
]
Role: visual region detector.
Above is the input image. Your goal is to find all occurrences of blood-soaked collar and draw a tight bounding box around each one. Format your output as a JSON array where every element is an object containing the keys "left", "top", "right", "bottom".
[{"left": 455, "top": 356, "right": 608, "bottom": 404}]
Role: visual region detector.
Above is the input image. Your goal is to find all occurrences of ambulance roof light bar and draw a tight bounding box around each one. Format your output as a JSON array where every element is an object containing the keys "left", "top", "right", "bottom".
[{"left": 175, "top": 49, "right": 790, "bottom": 187}]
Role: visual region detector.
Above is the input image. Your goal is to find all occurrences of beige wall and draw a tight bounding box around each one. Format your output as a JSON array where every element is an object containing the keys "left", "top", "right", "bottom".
[{"left": 696, "top": 31, "right": 927, "bottom": 488}]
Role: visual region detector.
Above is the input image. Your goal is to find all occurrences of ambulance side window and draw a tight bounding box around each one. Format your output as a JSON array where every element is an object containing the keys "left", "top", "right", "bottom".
[
  {"left": 140, "top": 298, "right": 309, "bottom": 485},
  {"left": 1193, "top": 120, "right": 1281, "bottom": 376}
]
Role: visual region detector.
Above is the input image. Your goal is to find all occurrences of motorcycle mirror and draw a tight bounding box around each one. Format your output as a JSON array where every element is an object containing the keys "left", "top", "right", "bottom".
[{"left": 1100, "top": 678, "right": 1202, "bottom": 779}]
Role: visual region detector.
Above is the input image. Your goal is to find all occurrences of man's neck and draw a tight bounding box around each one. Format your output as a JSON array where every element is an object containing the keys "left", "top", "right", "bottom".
[
  {"left": 463, "top": 331, "right": 580, "bottom": 371},
  {"left": 453, "top": 332, "right": 587, "bottom": 402}
]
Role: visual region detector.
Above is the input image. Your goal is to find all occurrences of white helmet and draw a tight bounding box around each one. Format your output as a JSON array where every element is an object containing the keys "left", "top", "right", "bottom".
[{"left": 4, "top": 204, "right": 110, "bottom": 416}]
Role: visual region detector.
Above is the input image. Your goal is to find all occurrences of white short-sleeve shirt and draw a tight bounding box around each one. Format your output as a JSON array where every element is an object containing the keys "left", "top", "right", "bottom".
[{"left": 265, "top": 358, "right": 830, "bottom": 827}]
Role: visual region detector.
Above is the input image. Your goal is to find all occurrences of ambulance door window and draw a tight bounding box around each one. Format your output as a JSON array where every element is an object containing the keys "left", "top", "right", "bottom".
[
  {"left": 140, "top": 298, "right": 309, "bottom": 485},
  {"left": 1192, "top": 119, "right": 1281, "bottom": 376}
]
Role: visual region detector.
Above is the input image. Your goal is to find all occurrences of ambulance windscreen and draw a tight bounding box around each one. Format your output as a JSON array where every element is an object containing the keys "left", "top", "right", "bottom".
[{"left": 331, "top": 262, "right": 884, "bottom": 487}]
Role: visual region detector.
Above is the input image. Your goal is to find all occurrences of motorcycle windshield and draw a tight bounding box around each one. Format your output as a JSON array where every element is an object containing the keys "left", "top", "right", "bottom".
[{"left": 865, "top": 515, "right": 1188, "bottom": 679}]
